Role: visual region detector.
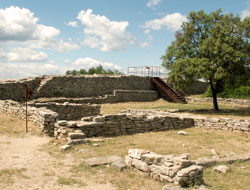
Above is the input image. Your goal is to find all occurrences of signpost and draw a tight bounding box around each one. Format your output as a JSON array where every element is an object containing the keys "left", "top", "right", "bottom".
[{"left": 23, "top": 84, "right": 30, "bottom": 133}]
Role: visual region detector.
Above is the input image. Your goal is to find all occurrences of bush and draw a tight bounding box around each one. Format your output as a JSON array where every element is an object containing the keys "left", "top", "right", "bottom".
[{"left": 204, "top": 86, "right": 250, "bottom": 99}]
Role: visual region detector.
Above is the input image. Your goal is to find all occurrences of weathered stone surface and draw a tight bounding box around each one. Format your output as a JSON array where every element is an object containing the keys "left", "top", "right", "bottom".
[
  {"left": 210, "top": 149, "right": 217, "bottom": 156},
  {"left": 125, "top": 156, "right": 132, "bottom": 167},
  {"left": 128, "top": 149, "right": 149, "bottom": 159},
  {"left": 126, "top": 149, "right": 205, "bottom": 187},
  {"left": 85, "top": 155, "right": 122, "bottom": 167},
  {"left": 178, "top": 131, "right": 188, "bottom": 135},
  {"left": 131, "top": 158, "right": 149, "bottom": 172},
  {"left": 111, "top": 161, "right": 127, "bottom": 171},
  {"left": 67, "top": 138, "right": 89, "bottom": 145},
  {"left": 177, "top": 165, "right": 203, "bottom": 177},
  {"left": 60, "top": 145, "right": 71, "bottom": 151},
  {"left": 141, "top": 153, "right": 164, "bottom": 165},
  {"left": 68, "top": 132, "right": 86, "bottom": 139},
  {"left": 213, "top": 165, "right": 229, "bottom": 174},
  {"left": 162, "top": 184, "right": 185, "bottom": 190}
]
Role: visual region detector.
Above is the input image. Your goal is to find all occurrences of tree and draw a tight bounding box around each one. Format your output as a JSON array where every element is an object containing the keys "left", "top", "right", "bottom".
[
  {"left": 162, "top": 9, "right": 250, "bottom": 111},
  {"left": 65, "top": 65, "right": 123, "bottom": 75}
]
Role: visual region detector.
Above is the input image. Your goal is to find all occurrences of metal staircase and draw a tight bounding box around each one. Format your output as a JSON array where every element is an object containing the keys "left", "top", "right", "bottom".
[{"left": 152, "top": 77, "right": 186, "bottom": 104}]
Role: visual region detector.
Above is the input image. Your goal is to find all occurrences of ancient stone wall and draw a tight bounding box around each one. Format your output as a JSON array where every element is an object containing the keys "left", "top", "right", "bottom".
[
  {"left": 34, "top": 75, "right": 154, "bottom": 98},
  {"left": 54, "top": 112, "right": 194, "bottom": 139},
  {"left": 29, "top": 102, "right": 100, "bottom": 120},
  {"left": 0, "top": 75, "right": 155, "bottom": 102},
  {"left": 0, "top": 100, "right": 58, "bottom": 136},
  {"left": 125, "top": 109, "right": 250, "bottom": 134},
  {"left": 125, "top": 149, "right": 204, "bottom": 187},
  {"left": 34, "top": 90, "right": 158, "bottom": 104},
  {"left": 0, "top": 77, "right": 42, "bottom": 102},
  {"left": 186, "top": 97, "right": 250, "bottom": 105}
]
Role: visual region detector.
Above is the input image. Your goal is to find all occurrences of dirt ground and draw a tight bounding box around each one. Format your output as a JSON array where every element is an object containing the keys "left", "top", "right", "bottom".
[{"left": 0, "top": 134, "right": 116, "bottom": 190}]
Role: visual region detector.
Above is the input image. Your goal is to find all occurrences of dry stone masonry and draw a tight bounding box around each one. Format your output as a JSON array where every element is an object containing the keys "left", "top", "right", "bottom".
[
  {"left": 125, "top": 109, "right": 250, "bottom": 135},
  {"left": 125, "top": 149, "right": 204, "bottom": 187},
  {"left": 186, "top": 97, "right": 250, "bottom": 105},
  {"left": 54, "top": 112, "right": 194, "bottom": 139},
  {"left": 29, "top": 102, "right": 100, "bottom": 120},
  {"left": 0, "top": 100, "right": 58, "bottom": 136},
  {"left": 0, "top": 75, "right": 156, "bottom": 102}
]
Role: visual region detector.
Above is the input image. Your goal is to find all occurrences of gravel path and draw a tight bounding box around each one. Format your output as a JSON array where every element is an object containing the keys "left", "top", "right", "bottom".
[{"left": 0, "top": 134, "right": 116, "bottom": 190}]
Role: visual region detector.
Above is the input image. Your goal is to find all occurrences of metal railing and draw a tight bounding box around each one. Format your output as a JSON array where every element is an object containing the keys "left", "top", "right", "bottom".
[{"left": 127, "top": 66, "right": 168, "bottom": 78}]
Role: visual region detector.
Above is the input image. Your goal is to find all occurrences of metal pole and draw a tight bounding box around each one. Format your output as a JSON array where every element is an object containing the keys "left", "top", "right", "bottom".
[{"left": 26, "top": 98, "right": 28, "bottom": 133}]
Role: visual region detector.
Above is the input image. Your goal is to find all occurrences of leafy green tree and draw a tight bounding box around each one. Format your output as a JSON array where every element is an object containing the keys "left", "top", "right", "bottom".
[
  {"left": 79, "top": 69, "right": 87, "bottom": 75},
  {"left": 162, "top": 9, "right": 250, "bottom": 111}
]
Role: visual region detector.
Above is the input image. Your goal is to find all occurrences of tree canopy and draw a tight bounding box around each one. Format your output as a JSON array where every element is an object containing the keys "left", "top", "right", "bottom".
[
  {"left": 66, "top": 65, "right": 122, "bottom": 75},
  {"left": 162, "top": 9, "right": 250, "bottom": 110}
]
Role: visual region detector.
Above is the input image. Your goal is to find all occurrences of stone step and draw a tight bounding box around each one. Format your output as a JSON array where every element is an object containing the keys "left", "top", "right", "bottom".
[{"left": 68, "top": 132, "right": 86, "bottom": 140}]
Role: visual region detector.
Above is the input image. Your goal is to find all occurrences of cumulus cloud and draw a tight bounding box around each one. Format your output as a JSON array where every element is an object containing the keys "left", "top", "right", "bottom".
[
  {"left": 241, "top": 9, "right": 250, "bottom": 19},
  {"left": 0, "top": 6, "right": 79, "bottom": 52},
  {"left": 26, "top": 39, "right": 79, "bottom": 53},
  {"left": 67, "top": 21, "right": 78, "bottom": 27},
  {"left": 71, "top": 57, "right": 122, "bottom": 71},
  {"left": 0, "top": 6, "right": 59, "bottom": 42},
  {"left": 147, "top": 0, "right": 161, "bottom": 8},
  {"left": 143, "top": 13, "right": 187, "bottom": 31},
  {"left": 77, "top": 9, "right": 135, "bottom": 51},
  {"left": 139, "top": 42, "right": 149, "bottom": 48},
  {"left": 0, "top": 62, "right": 63, "bottom": 79},
  {"left": 0, "top": 47, "right": 48, "bottom": 62}
]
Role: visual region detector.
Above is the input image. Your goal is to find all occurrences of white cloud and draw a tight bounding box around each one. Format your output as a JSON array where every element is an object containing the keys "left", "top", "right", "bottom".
[
  {"left": 0, "top": 6, "right": 79, "bottom": 52},
  {"left": 26, "top": 39, "right": 79, "bottom": 53},
  {"left": 139, "top": 42, "right": 149, "bottom": 48},
  {"left": 67, "top": 21, "right": 78, "bottom": 27},
  {"left": 143, "top": 13, "right": 187, "bottom": 31},
  {"left": 77, "top": 9, "right": 135, "bottom": 51},
  {"left": 0, "top": 62, "right": 63, "bottom": 79},
  {"left": 147, "top": 0, "right": 161, "bottom": 8},
  {"left": 0, "top": 6, "right": 59, "bottom": 42},
  {"left": 241, "top": 10, "right": 250, "bottom": 19},
  {"left": 0, "top": 47, "right": 48, "bottom": 62},
  {"left": 71, "top": 57, "right": 122, "bottom": 70}
]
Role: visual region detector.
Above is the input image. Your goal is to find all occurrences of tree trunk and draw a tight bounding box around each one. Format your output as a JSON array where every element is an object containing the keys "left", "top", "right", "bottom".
[{"left": 209, "top": 80, "right": 219, "bottom": 111}]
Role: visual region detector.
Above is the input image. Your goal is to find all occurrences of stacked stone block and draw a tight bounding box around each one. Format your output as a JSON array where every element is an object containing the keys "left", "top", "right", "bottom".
[
  {"left": 29, "top": 102, "right": 100, "bottom": 120},
  {"left": 125, "top": 149, "right": 204, "bottom": 187},
  {"left": 0, "top": 100, "right": 58, "bottom": 136},
  {"left": 54, "top": 113, "right": 194, "bottom": 139}
]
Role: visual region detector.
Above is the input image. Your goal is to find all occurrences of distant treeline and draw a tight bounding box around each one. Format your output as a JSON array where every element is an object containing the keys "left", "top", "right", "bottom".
[{"left": 66, "top": 65, "right": 122, "bottom": 75}]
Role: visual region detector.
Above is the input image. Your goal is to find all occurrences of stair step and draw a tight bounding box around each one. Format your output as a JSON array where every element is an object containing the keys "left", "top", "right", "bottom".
[{"left": 152, "top": 77, "right": 186, "bottom": 104}]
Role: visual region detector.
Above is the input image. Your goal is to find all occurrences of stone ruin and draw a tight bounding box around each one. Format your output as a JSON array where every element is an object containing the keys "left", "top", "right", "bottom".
[
  {"left": 126, "top": 149, "right": 204, "bottom": 187},
  {"left": 0, "top": 75, "right": 249, "bottom": 189}
]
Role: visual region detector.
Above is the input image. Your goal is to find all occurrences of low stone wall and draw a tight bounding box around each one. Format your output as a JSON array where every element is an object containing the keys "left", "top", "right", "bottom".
[
  {"left": 125, "top": 109, "right": 250, "bottom": 134},
  {"left": 54, "top": 112, "right": 194, "bottom": 139},
  {"left": 186, "top": 97, "right": 250, "bottom": 105},
  {"left": 125, "top": 149, "right": 204, "bottom": 187},
  {"left": 34, "top": 90, "right": 158, "bottom": 104},
  {"left": 0, "top": 100, "right": 58, "bottom": 136},
  {"left": 29, "top": 102, "right": 100, "bottom": 120}
]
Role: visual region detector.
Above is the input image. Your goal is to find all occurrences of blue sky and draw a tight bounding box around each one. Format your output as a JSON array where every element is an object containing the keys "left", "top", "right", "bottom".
[{"left": 0, "top": 0, "right": 249, "bottom": 79}]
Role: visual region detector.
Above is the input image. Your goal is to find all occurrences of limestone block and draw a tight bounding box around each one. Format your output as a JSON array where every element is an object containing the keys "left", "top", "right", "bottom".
[
  {"left": 131, "top": 158, "right": 149, "bottom": 172},
  {"left": 128, "top": 149, "right": 150, "bottom": 159},
  {"left": 141, "top": 153, "right": 164, "bottom": 165}
]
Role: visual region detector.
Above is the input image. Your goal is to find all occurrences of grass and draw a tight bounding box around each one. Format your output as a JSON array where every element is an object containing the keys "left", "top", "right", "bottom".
[
  {"left": 57, "top": 176, "right": 86, "bottom": 186},
  {"left": 0, "top": 168, "right": 28, "bottom": 184},
  {"left": 0, "top": 112, "right": 41, "bottom": 137},
  {"left": 100, "top": 99, "right": 250, "bottom": 120},
  {"left": 204, "top": 161, "right": 250, "bottom": 190},
  {"left": 43, "top": 127, "right": 250, "bottom": 190},
  {"left": 1, "top": 100, "right": 250, "bottom": 189}
]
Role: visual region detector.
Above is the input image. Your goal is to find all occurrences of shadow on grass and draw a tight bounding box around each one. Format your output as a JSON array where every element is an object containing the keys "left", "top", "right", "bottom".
[{"left": 186, "top": 107, "right": 250, "bottom": 118}]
